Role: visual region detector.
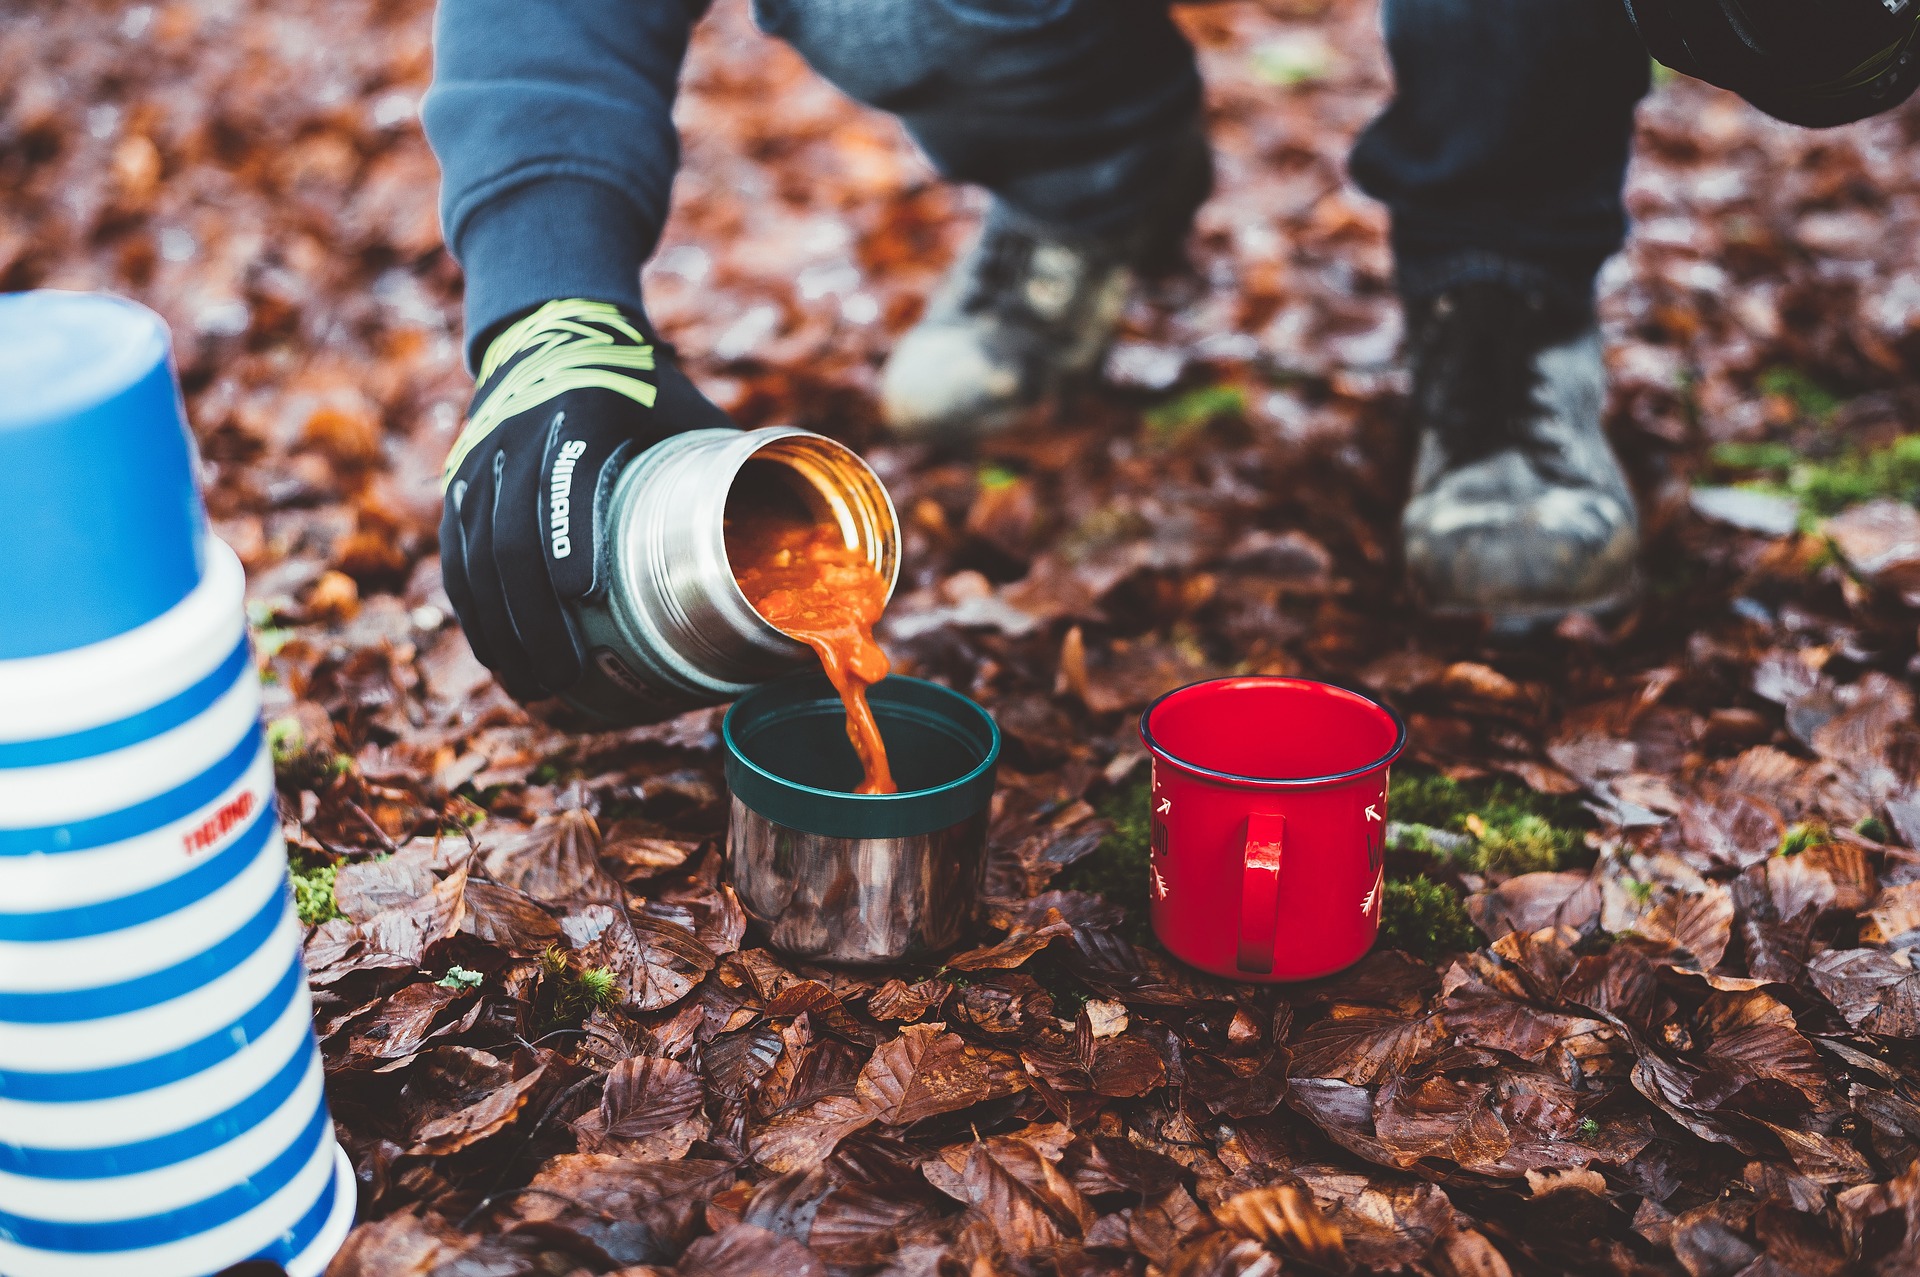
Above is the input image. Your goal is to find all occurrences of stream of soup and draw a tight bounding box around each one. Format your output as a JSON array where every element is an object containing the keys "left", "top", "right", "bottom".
[{"left": 727, "top": 472, "right": 896, "bottom": 795}]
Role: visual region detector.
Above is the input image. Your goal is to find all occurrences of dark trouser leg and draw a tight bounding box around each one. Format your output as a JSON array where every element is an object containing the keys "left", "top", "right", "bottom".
[
  {"left": 751, "top": 0, "right": 1202, "bottom": 241},
  {"left": 1349, "top": 0, "right": 1650, "bottom": 313}
]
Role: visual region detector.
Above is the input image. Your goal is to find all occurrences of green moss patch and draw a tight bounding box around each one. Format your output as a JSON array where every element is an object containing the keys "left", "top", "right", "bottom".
[
  {"left": 437, "top": 966, "right": 484, "bottom": 991},
  {"left": 1377, "top": 875, "right": 1479, "bottom": 961},
  {"left": 1755, "top": 366, "right": 1843, "bottom": 423},
  {"left": 575, "top": 966, "right": 618, "bottom": 1008},
  {"left": 1389, "top": 771, "right": 1585, "bottom": 875},
  {"left": 1779, "top": 822, "right": 1830, "bottom": 857},
  {"left": 1144, "top": 384, "right": 1246, "bottom": 444},
  {"left": 289, "top": 854, "right": 342, "bottom": 926},
  {"left": 978, "top": 463, "right": 1023, "bottom": 492},
  {"left": 1709, "top": 432, "right": 1920, "bottom": 521},
  {"left": 1056, "top": 779, "right": 1154, "bottom": 946}
]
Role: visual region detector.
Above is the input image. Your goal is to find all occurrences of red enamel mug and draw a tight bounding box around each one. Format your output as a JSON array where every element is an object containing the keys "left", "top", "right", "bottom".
[{"left": 1140, "top": 676, "right": 1407, "bottom": 982}]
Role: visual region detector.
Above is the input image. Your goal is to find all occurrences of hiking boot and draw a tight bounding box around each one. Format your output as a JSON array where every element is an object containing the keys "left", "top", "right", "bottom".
[
  {"left": 1401, "top": 281, "right": 1639, "bottom": 633},
  {"left": 881, "top": 130, "right": 1212, "bottom": 443}
]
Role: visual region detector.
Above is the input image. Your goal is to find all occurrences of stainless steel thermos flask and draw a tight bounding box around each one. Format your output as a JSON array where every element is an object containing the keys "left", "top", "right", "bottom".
[{"left": 561, "top": 426, "right": 900, "bottom": 726}]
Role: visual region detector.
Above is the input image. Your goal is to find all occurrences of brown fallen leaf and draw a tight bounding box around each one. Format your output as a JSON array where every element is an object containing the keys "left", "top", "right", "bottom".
[
  {"left": 1161, "top": 1232, "right": 1285, "bottom": 1277},
  {"left": 749, "top": 1094, "right": 879, "bottom": 1174},
  {"left": 1082, "top": 999, "right": 1129, "bottom": 1039},
  {"left": 1084, "top": 1185, "right": 1210, "bottom": 1267},
  {"left": 574, "top": 1054, "right": 709, "bottom": 1160},
  {"left": 1675, "top": 791, "right": 1785, "bottom": 872},
  {"left": 867, "top": 978, "right": 949, "bottom": 1023},
  {"left": 338, "top": 982, "right": 474, "bottom": 1069},
  {"left": 1807, "top": 947, "right": 1920, "bottom": 1036},
  {"left": 1442, "top": 994, "right": 1614, "bottom": 1072},
  {"left": 321, "top": 1211, "right": 471, "bottom": 1275},
  {"left": 1373, "top": 1075, "right": 1513, "bottom": 1171},
  {"left": 1074, "top": 635, "right": 1224, "bottom": 716},
  {"left": 1051, "top": 1139, "right": 1179, "bottom": 1208},
  {"left": 342, "top": 863, "right": 471, "bottom": 973},
  {"left": 1860, "top": 882, "right": 1920, "bottom": 947},
  {"left": 944, "top": 914, "right": 1074, "bottom": 971},
  {"left": 950, "top": 974, "right": 1055, "bottom": 1041},
  {"left": 922, "top": 1134, "right": 1095, "bottom": 1255},
  {"left": 459, "top": 878, "right": 562, "bottom": 951},
  {"left": 569, "top": 901, "right": 715, "bottom": 1012},
  {"left": 1636, "top": 880, "right": 1736, "bottom": 971},
  {"left": 764, "top": 980, "right": 868, "bottom": 1039},
  {"left": 1432, "top": 1227, "right": 1515, "bottom": 1277},
  {"left": 705, "top": 1022, "right": 784, "bottom": 1100},
  {"left": 641, "top": 881, "right": 748, "bottom": 958},
  {"left": 332, "top": 844, "right": 437, "bottom": 922},
  {"left": 1823, "top": 499, "right": 1920, "bottom": 592},
  {"left": 1440, "top": 661, "right": 1531, "bottom": 712},
  {"left": 1525, "top": 1167, "right": 1608, "bottom": 1197},
  {"left": 1469, "top": 871, "right": 1603, "bottom": 941},
  {"left": 740, "top": 1166, "right": 938, "bottom": 1266},
  {"left": 1288, "top": 1010, "right": 1442, "bottom": 1085},
  {"left": 1696, "top": 989, "right": 1826, "bottom": 1102},
  {"left": 1082, "top": 1030, "right": 1168, "bottom": 1099},
  {"left": 600, "top": 817, "right": 700, "bottom": 880},
  {"left": 499, "top": 1155, "right": 735, "bottom": 1267},
  {"left": 860, "top": 1022, "right": 1029, "bottom": 1124},
  {"left": 1213, "top": 1182, "right": 1346, "bottom": 1266},
  {"left": 677, "top": 1224, "right": 826, "bottom": 1277},
  {"left": 1290, "top": 1166, "right": 1459, "bottom": 1271},
  {"left": 407, "top": 1049, "right": 547, "bottom": 1156},
  {"left": 483, "top": 807, "right": 616, "bottom": 904}
]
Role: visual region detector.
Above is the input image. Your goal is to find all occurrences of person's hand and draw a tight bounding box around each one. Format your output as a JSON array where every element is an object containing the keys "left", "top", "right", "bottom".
[{"left": 440, "top": 297, "right": 736, "bottom": 703}]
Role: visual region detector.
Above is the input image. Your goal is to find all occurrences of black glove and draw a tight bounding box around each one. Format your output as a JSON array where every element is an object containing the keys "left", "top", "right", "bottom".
[{"left": 440, "top": 298, "right": 736, "bottom": 702}]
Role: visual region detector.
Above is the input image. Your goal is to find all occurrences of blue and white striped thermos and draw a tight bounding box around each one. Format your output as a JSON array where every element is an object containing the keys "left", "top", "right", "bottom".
[{"left": 0, "top": 292, "right": 354, "bottom": 1276}]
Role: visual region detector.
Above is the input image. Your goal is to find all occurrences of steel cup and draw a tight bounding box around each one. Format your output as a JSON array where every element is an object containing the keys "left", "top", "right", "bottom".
[{"left": 722, "top": 674, "right": 1000, "bottom": 964}]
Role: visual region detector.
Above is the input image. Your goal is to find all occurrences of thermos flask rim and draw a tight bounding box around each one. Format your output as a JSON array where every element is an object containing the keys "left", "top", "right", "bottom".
[{"left": 1139, "top": 674, "right": 1407, "bottom": 788}]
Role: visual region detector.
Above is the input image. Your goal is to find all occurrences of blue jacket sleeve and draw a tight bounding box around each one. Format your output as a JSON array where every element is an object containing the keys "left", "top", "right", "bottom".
[{"left": 423, "top": 0, "right": 706, "bottom": 365}]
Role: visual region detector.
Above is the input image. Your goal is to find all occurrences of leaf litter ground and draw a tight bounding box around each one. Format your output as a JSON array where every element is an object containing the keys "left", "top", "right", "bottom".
[{"left": 12, "top": 0, "right": 1920, "bottom": 1272}]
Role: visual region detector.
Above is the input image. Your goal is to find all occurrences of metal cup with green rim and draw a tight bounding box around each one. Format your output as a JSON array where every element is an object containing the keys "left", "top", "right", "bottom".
[{"left": 722, "top": 673, "right": 1000, "bottom": 964}]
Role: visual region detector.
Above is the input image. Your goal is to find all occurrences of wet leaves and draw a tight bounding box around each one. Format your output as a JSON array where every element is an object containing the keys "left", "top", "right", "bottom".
[
  {"left": 859, "top": 1023, "right": 1028, "bottom": 1125},
  {"left": 748, "top": 1024, "right": 1027, "bottom": 1172},
  {"left": 677, "top": 1224, "right": 827, "bottom": 1277},
  {"left": 32, "top": 0, "right": 1920, "bottom": 1271},
  {"left": 923, "top": 1134, "right": 1095, "bottom": 1255},
  {"left": 405, "top": 1048, "right": 548, "bottom": 1156},
  {"left": 1808, "top": 948, "right": 1920, "bottom": 1036},
  {"left": 484, "top": 808, "right": 615, "bottom": 904},
  {"left": 570, "top": 902, "right": 716, "bottom": 1013},
  {"left": 498, "top": 1155, "right": 736, "bottom": 1266},
  {"left": 1288, "top": 1010, "right": 1441, "bottom": 1085},
  {"left": 575, "top": 1054, "right": 709, "bottom": 1159},
  {"left": 1212, "top": 1183, "right": 1345, "bottom": 1266}
]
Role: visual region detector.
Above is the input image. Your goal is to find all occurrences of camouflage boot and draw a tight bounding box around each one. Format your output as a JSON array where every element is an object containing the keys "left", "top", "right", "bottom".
[{"left": 1401, "top": 281, "right": 1639, "bottom": 633}]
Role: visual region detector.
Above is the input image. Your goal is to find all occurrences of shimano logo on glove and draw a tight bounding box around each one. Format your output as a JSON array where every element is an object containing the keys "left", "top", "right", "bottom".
[{"left": 549, "top": 437, "right": 589, "bottom": 558}]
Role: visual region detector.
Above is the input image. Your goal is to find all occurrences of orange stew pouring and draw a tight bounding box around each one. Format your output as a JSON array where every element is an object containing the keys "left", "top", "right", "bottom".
[{"left": 727, "top": 503, "right": 896, "bottom": 795}]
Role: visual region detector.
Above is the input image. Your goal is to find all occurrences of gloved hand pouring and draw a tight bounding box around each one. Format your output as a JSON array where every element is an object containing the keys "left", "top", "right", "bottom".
[{"left": 425, "top": 0, "right": 1920, "bottom": 685}]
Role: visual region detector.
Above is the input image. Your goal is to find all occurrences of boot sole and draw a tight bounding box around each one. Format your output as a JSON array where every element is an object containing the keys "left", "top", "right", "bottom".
[{"left": 1420, "top": 577, "right": 1641, "bottom": 639}]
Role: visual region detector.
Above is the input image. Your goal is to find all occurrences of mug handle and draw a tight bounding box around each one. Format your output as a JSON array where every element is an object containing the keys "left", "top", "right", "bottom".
[{"left": 1236, "top": 813, "right": 1285, "bottom": 974}]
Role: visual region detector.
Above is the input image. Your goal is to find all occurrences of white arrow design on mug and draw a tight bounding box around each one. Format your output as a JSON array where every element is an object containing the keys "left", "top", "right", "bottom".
[
  {"left": 1365, "top": 804, "right": 1382, "bottom": 822},
  {"left": 1156, "top": 797, "right": 1171, "bottom": 815},
  {"left": 1361, "top": 864, "right": 1385, "bottom": 915}
]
